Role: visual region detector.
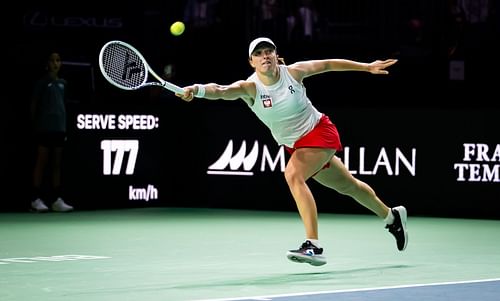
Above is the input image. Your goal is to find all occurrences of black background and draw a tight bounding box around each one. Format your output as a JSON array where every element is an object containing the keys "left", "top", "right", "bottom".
[{"left": 3, "top": 1, "right": 499, "bottom": 218}]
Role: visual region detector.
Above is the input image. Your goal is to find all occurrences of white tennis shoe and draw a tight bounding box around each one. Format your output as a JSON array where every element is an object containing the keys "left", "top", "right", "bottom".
[
  {"left": 51, "top": 198, "right": 74, "bottom": 212},
  {"left": 31, "top": 198, "right": 49, "bottom": 213}
]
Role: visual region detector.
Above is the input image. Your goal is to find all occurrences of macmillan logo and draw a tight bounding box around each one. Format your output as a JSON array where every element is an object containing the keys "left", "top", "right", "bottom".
[
  {"left": 207, "top": 139, "right": 285, "bottom": 176},
  {"left": 208, "top": 142, "right": 417, "bottom": 177}
]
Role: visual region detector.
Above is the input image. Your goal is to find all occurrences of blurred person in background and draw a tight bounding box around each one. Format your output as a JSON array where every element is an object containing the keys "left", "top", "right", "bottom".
[{"left": 30, "top": 51, "right": 74, "bottom": 213}]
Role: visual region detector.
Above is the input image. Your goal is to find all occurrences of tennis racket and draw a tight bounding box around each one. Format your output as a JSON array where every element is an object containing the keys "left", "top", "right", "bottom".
[{"left": 98, "top": 40, "right": 184, "bottom": 94}]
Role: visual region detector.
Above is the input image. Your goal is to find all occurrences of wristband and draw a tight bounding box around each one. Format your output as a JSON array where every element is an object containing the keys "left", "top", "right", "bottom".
[{"left": 195, "top": 84, "right": 206, "bottom": 98}]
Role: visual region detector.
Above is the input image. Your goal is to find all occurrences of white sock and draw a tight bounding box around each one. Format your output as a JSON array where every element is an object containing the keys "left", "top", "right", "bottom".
[
  {"left": 384, "top": 209, "right": 395, "bottom": 225},
  {"left": 307, "top": 239, "right": 321, "bottom": 248}
]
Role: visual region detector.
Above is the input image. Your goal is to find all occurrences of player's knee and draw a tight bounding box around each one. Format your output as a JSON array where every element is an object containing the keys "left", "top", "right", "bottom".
[{"left": 284, "top": 168, "right": 304, "bottom": 186}]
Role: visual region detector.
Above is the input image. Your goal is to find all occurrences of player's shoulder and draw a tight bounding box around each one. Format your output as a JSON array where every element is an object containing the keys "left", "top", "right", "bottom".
[
  {"left": 282, "top": 63, "right": 304, "bottom": 83},
  {"left": 287, "top": 61, "right": 307, "bottom": 70},
  {"left": 237, "top": 80, "right": 256, "bottom": 94},
  {"left": 246, "top": 71, "right": 258, "bottom": 81}
]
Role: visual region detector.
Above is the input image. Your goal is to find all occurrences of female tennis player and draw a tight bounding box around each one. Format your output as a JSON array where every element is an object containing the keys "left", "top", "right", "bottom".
[{"left": 177, "top": 37, "right": 408, "bottom": 266}]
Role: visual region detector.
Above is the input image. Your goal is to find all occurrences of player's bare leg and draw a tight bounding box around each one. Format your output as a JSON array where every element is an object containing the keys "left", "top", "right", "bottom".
[
  {"left": 313, "top": 155, "right": 389, "bottom": 218},
  {"left": 285, "top": 148, "right": 335, "bottom": 266},
  {"left": 313, "top": 156, "right": 408, "bottom": 251},
  {"left": 285, "top": 147, "right": 336, "bottom": 239}
]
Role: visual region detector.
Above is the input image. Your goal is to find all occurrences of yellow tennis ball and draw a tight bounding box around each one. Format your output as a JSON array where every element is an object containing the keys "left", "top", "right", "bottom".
[{"left": 170, "top": 21, "right": 185, "bottom": 36}]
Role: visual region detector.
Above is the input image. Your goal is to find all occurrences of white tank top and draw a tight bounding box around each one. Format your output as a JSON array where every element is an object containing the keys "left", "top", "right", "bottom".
[{"left": 247, "top": 65, "right": 322, "bottom": 147}]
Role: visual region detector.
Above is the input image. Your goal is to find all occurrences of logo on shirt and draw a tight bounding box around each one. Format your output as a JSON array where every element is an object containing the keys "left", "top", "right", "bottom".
[{"left": 261, "top": 94, "right": 272, "bottom": 108}]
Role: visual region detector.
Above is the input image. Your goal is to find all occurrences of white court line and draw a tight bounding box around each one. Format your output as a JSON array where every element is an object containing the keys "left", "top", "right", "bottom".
[
  {"left": 0, "top": 254, "right": 110, "bottom": 265},
  {"left": 194, "top": 278, "right": 500, "bottom": 301}
]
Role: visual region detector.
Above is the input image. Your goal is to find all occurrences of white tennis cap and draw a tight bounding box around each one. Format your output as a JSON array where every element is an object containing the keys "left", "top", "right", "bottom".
[{"left": 248, "top": 37, "right": 276, "bottom": 58}]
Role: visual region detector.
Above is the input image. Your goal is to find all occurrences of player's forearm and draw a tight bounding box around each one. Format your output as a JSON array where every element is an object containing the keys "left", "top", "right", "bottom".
[
  {"left": 196, "top": 83, "right": 241, "bottom": 101},
  {"left": 327, "top": 59, "right": 369, "bottom": 72}
]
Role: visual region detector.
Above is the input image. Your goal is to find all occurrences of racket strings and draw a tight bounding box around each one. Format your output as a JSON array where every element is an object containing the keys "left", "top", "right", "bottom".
[{"left": 100, "top": 43, "right": 147, "bottom": 90}]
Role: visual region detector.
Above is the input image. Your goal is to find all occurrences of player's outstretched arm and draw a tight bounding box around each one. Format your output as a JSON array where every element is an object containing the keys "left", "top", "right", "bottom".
[
  {"left": 177, "top": 81, "right": 255, "bottom": 104},
  {"left": 290, "top": 58, "right": 398, "bottom": 79}
]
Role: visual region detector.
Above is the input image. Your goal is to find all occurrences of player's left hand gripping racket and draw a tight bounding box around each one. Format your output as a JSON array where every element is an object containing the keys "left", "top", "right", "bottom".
[{"left": 98, "top": 40, "right": 184, "bottom": 94}]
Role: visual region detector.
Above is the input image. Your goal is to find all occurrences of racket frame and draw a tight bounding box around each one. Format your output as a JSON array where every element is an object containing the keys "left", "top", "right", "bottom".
[{"left": 99, "top": 40, "right": 184, "bottom": 94}]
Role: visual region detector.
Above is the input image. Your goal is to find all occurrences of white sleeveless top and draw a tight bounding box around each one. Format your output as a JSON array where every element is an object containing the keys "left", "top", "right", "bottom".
[{"left": 247, "top": 65, "right": 322, "bottom": 147}]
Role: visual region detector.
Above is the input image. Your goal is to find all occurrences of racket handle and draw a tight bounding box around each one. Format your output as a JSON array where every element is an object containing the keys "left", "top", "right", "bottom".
[{"left": 162, "top": 81, "right": 185, "bottom": 94}]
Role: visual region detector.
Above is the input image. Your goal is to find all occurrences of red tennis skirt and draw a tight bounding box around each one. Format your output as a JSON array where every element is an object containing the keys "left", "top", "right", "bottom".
[{"left": 285, "top": 114, "right": 342, "bottom": 169}]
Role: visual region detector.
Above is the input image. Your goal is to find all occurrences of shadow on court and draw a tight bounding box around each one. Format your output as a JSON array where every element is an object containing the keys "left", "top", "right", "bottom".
[{"left": 173, "top": 264, "right": 413, "bottom": 289}]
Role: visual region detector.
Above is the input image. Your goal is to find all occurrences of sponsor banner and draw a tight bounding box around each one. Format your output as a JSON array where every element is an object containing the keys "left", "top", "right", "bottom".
[
  {"left": 196, "top": 106, "right": 499, "bottom": 218},
  {"left": 60, "top": 101, "right": 498, "bottom": 218}
]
